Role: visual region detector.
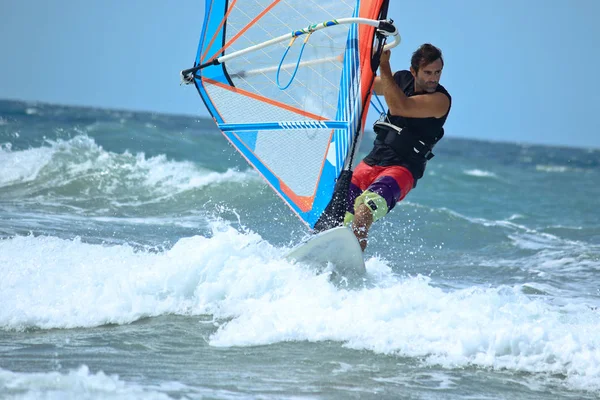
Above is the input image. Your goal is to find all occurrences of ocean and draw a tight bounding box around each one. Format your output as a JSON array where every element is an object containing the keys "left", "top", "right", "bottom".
[{"left": 0, "top": 99, "right": 599, "bottom": 399}]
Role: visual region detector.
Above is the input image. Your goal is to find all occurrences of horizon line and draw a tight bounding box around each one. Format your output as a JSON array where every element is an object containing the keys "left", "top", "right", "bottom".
[{"left": 1, "top": 97, "right": 597, "bottom": 152}]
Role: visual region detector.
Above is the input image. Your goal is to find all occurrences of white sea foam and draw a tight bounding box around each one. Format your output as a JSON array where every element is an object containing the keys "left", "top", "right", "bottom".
[
  {"left": 0, "top": 365, "right": 174, "bottom": 400},
  {"left": 0, "top": 224, "right": 599, "bottom": 392},
  {"left": 463, "top": 169, "right": 497, "bottom": 178},
  {"left": 0, "top": 135, "right": 258, "bottom": 195},
  {"left": 0, "top": 365, "right": 246, "bottom": 399},
  {"left": 536, "top": 164, "right": 569, "bottom": 173},
  {"left": 0, "top": 143, "right": 54, "bottom": 186},
  {"left": 139, "top": 154, "right": 254, "bottom": 194}
]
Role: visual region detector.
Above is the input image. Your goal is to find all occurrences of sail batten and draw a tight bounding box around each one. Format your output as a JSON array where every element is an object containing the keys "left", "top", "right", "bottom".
[{"left": 189, "top": 0, "right": 396, "bottom": 229}]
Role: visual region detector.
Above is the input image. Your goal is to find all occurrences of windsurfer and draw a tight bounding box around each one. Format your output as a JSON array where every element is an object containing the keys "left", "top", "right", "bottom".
[{"left": 344, "top": 43, "right": 452, "bottom": 251}]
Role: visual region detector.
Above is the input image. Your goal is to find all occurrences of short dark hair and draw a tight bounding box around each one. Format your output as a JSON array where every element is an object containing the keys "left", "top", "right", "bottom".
[{"left": 411, "top": 43, "right": 444, "bottom": 73}]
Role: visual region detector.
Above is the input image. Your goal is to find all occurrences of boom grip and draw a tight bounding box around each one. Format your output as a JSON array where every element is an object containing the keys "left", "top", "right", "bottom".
[{"left": 377, "top": 20, "right": 397, "bottom": 35}]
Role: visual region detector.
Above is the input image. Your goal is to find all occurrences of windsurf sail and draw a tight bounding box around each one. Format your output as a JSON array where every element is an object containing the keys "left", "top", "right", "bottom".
[{"left": 182, "top": 0, "right": 400, "bottom": 231}]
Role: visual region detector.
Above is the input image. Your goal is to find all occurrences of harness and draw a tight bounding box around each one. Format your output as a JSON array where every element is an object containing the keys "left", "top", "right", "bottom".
[{"left": 373, "top": 118, "right": 436, "bottom": 161}]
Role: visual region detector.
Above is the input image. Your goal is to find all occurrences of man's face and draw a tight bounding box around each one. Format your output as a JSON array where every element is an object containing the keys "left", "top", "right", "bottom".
[{"left": 411, "top": 58, "right": 443, "bottom": 93}]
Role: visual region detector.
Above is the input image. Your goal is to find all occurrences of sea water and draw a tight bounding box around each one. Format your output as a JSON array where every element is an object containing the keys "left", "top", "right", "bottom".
[{"left": 1, "top": 99, "right": 599, "bottom": 399}]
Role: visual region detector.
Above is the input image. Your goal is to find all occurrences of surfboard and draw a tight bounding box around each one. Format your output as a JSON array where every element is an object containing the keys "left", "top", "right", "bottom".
[{"left": 285, "top": 226, "right": 366, "bottom": 277}]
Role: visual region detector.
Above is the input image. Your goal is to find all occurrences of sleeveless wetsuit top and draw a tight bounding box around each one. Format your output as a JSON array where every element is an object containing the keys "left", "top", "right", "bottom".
[{"left": 363, "top": 70, "right": 452, "bottom": 184}]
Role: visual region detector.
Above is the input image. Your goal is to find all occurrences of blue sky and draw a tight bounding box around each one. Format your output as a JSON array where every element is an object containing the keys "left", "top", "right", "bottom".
[{"left": 1, "top": 0, "right": 599, "bottom": 148}]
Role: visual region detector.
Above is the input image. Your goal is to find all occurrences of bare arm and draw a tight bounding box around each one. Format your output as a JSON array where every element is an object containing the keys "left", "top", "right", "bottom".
[
  {"left": 373, "top": 76, "right": 383, "bottom": 95},
  {"left": 378, "top": 51, "right": 450, "bottom": 119}
]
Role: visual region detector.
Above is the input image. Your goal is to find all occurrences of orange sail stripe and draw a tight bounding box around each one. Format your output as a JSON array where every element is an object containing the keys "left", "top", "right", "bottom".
[
  {"left": 202, "top": 77, "right": 327, "bottom": 121},
  {"left": 201, "top": 0, "right": 238, "bottom": 63},
  {"left": 208, "top": 0, "right": 283, "bottom": 63},
  {"left": 280, "top": 181, "right": 314, "bottom": 212}
]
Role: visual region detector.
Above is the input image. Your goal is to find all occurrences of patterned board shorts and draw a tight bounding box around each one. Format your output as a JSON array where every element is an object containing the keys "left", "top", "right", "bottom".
[{"left": 344, "top": 161, "right": 415, "bottom": 225}]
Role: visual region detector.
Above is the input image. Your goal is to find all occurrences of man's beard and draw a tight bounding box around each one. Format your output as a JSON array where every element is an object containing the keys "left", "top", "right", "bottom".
[{"left": 417, "top": 78, "right": 438, "bottom": 93}]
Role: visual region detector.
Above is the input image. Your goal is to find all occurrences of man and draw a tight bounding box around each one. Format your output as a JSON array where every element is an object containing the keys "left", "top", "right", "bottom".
[{"left": 344, "top": 43, "right": 452, "bottom": 251}]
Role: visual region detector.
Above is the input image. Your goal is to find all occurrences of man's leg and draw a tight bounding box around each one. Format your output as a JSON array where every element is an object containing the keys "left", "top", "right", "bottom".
[
  {"left": 350, "top": 166, "right": 414, "bottom": 251},
  {"left": 344, "top": 161, "right": 376, "bottom": 227},
  {"left": 352, "top": 203, "right": 373, "bottom": 251},
  {"left": 350, "top": 190, "right": 388, "bottom": 251}
]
